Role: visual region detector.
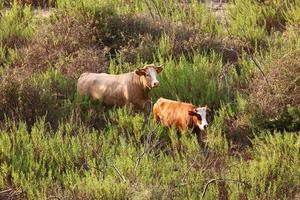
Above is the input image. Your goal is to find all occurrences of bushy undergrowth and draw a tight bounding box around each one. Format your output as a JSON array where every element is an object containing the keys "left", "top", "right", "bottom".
[
  {"left": 2, "top": 0, "right": 56, "bottom": 7},
  {"left": 0, "top": 0, "right": 300, "bottom": 199},
  {"left": 0, "top": 69, "right": 75, "bottom": 128},
  {"left": 228, "top": 0, "right": 300, "bottom": 47},
  {"left": 0, "top": 118, "right": 299, "bottom": 199},
  {"left": 250, "top": 49, "right": 300, "bottom": 131},
  {"left": 13, "top": 13, "right": 107, "bottom": 78},
  {"left": 55, "top": 0, "right": 251, "bottom": 65},
  {"left": 0, "top": 3, "right": 34, "bottom": 66}
]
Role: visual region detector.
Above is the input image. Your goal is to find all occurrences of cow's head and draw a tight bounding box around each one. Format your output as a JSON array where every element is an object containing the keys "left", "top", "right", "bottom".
[
  {"left": 188, "top": 105, "right": 209, "bottom": 130},
  {"left": 135, "top": 64, "right": 164, "bottom": 89}
]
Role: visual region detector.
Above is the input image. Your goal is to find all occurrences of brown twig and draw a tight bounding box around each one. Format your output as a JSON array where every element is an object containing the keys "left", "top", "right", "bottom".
[
  {"left": 180, "top": 153, "right": 201, "bottom": 183},
  {"left": 217, "top": 62, "right": 231, "bottom": 89},
  {"left": 200, "top": 178, "right": 250, "bottom": 199},
  {"left": 248, "top": 54, "right": 269, "bottom": 84},
  {"left": 0, "top": 188, "right": 12, "bottom": 194},
  {"left": 133, "top": 125, "right": 161, "bottom": 174},
  {"left": 149, "top": 0, "right": 162, "bottom": 20},
  {"left": 8, "top": 187, "right": 22, "bottom": 199},
  {"left": 110, "top": 160, "right": 126, "bottom": 182},
  {"left": 48, "top": 196, "right": 62, "bottom": 200},
  {"left": 144, "top": 0, "right": 154, "bottom": 19}
]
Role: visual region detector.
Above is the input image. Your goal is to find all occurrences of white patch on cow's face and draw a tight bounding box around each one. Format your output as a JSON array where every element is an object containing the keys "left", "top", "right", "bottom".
[
  {"left": 195, "top": 107, "right": 208, "bottom": 130},
  {"left": 146, "top": 67, "right": 160, "bottom": 88}
]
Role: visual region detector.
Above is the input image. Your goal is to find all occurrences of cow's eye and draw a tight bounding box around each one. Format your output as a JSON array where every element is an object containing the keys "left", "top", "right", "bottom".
[
  {"left": 196, "top": 115, "right": 202, "bottom": 120},
  {"left": 146, "top": 73, "right": 150, "bottom": 77}
]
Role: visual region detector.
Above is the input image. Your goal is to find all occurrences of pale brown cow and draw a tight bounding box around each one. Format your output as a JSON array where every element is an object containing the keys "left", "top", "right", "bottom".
[
  {"left": 77, "top": 64, "right": 163, "bottom": 110},
  {"left": 153, "top": 98, "right": 209, "bottom": 146}
]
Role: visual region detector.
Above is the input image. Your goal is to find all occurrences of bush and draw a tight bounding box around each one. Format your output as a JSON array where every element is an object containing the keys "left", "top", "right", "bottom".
[
  {"left": 152, "top": 53, "right": 235, "bottom": 108},
  {"left": 250, "top": 49, "right": 300, "bottom": 131},
  {"left": 228, "top": 0, "right": 300, "bottom": 47},
  {"left": 57, "top": 0, "right": 249, "bottom": 65},
  {"left": 14, "top": 13, "right": 107, "bottom": 78},
  {"left": 0, "top": 69, "right": 75, "bottom": 128},
  {"left": 229, "top": 132, "right": 300, "bottom": 199},
  {"left": 0, "top": 3, "right": 34, "bottom": 66}
]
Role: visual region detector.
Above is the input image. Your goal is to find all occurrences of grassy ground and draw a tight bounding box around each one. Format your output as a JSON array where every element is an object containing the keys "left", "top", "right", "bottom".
[{"left": 0, "top": 0, "right": 299, "bottom": 199}]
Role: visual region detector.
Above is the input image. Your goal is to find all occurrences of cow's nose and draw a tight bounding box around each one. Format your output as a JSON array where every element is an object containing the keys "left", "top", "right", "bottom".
[
  {"left": 204, "top": 124, "right": 208, "bottom": 129},
  {"left": 153, "top": 81, "right": 159, "bottom": 87}
]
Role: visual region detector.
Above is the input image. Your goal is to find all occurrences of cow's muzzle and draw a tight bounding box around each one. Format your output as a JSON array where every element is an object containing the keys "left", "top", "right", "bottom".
[{"left": 152, "top": 81, "right": 160, "bottom": 88}]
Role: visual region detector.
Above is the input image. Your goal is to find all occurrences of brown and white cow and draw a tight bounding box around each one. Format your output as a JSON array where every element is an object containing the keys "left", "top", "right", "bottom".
[
  {"left": 77, "top": 64, "right": 163, "bottom": 111},
  {"left": 153, "top": 98, "right": 209, "bottom": 144}
]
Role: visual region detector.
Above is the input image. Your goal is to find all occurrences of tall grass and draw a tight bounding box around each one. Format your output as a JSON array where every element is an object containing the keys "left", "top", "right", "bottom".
[
  {"left": 152, "top": 53, "right": 223, "bottom": 106},
  {"left": 1, "top": 118, "right": 299, "bottom": 199},
  {"left": 0, "top": 2, "right": 34, "bottom": 66}
]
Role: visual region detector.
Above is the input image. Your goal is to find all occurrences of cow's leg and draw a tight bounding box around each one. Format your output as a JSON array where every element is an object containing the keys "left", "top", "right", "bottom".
[
  {"left": 140, "top": 100, "right": 152, "bottom": 126},
  {"left": 196, "top": 131, "right": 208, "bottom": 156},
  {"left": 153, "top": 113, "right": 160, "bottom": 124},
  {"left": 176, "top": 130, "right": 183, "bottom": 156}
]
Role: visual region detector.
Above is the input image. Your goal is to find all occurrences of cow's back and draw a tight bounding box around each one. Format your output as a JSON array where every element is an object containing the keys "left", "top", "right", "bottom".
[
  {"left": 153, "top": 98, "right": 194, "bottom": 130},
  {"left": 77, "top": 72, "right": 149, "bottom": 108},
  {"left": 77, "top": 72, "right": 120, "bottom": 99}
]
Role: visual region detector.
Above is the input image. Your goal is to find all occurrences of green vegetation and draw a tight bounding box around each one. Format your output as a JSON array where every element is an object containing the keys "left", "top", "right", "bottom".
[{"left": 0, "top": 0, "right": 299, "bottom": 199}]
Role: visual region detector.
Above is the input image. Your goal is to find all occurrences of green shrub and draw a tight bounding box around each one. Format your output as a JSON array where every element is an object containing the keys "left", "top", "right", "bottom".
[
  {"left": 0, "top": 3, "right": 34, "bottom": 66},
  {"left": 229, "top": 132, "right": 300, "bottom": 199},
  {"left": 258, "top": 0, "right": 300, "bottom": 33},
  {"left": 0, "top": 69, "right": 75, "bottom": 128},
  {"left": 228, "top": 0, "right": 267, "bottom": 46},
  {"left": 228, "top": 0, "right": 300, "bottom": 47},
  {"left": 152, "top": 53, "right": 231, "bottom": 108}
]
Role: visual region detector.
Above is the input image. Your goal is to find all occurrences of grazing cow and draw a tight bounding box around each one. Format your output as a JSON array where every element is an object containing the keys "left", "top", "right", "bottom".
[
  {"left": 77, "top": 64, "right": 164, "bottom": 111},
  {"left": 153, "top": 98, "right": 209, "bottom": 146}
]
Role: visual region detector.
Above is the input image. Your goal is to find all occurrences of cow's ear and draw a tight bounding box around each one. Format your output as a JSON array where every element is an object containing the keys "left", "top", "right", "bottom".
[
  {"left": 188, "top": 110, "right": 197, "bottom": 116},
  {"left": 135, "top": 68, "right": 146, "bottom": 76},
  {"left": 204, "top": 105, "right": 211, "bottom": 112},
  {"left": 155, "top": 64, "right": 164, "bottom": 74}
]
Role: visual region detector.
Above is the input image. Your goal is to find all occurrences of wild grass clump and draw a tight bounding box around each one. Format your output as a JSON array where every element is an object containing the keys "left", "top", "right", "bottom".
[
  {"left": 228, "top": 0, "right": 267, "bottom": 46},
  {"left": 0, "top": 118, "right": 202, "bottom": 199},
  {"left": 152, "top": 53, "right": 223, "bottom": 107},
  {"left": 0, "top": 3, "right": 34, "bottom": 66}
]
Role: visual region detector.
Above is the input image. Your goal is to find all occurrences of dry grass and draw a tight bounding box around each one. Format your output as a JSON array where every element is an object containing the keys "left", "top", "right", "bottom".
[
  {"left": 0, "top": 67, "right": 74, "bottom": 128},
  {"left": 14, "top": 14, "right": 107, "bottom": 78},
  {"left": 250, "top": 49, "right": 300, "bottom": 117}
]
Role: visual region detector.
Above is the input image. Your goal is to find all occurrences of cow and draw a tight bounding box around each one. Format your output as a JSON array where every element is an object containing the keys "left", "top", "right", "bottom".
[
  {"left": 77, "top": 64, "right": 164, "bottom": 112},
  {"left": 153, "top": 97, "right": 209, "bottom": 148}
]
